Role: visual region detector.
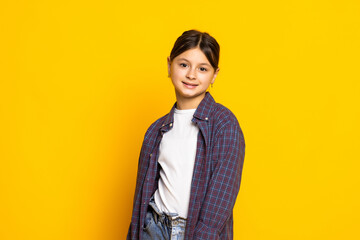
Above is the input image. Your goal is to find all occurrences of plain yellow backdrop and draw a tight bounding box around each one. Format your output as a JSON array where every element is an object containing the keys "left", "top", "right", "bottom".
[{"left": 1, "top": 0, "right": 359, "bottom": 239}]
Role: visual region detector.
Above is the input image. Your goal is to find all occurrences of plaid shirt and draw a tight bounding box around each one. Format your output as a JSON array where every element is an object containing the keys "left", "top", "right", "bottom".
[{"left": 127, "top": 92, "right": 245, "bottom": 239}]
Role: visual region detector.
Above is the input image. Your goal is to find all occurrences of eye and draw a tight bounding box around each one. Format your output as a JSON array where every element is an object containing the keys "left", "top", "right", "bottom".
[
  {"left": 199, "top": 67, "right": 208, "bottom": 72},
  {"left": 180, "top": 63, "right": 188, "bottom": 68}
]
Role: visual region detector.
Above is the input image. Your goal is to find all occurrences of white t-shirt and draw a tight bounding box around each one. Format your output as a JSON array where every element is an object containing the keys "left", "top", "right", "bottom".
[{"left": 154, "top": 107, "right": 199, "bottom": 218}]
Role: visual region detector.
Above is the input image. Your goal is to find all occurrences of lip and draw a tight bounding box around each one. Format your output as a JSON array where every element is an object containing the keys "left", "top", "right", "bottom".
[{"left": 182, "top": 81, "right": 198, "bottom": 89}]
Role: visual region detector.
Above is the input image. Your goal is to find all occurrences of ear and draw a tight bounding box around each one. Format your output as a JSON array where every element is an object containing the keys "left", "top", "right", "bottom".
[
  {"left": 211, "top": 67, "right": 220, "bottom": 84},
  {"left": 167, "top": 57, "right": 171, "bottom": 77}
]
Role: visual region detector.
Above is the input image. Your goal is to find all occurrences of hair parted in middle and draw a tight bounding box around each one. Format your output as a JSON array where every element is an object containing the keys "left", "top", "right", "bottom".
[{"left": 169, "top": 30, "right": 220, "bottom": 70}]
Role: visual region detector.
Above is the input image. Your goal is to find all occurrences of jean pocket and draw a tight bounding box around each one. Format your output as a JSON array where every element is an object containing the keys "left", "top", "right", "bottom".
[{"left": 143, "top": 210, "right": 154, "bottom": 231}]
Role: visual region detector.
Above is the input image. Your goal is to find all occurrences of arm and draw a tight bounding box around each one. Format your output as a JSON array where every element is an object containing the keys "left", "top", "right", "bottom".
[
  {"left": 126, "top": 223, "right": 131, "bottom": 240},
  {"left": 127, "top": 126, "right": 152, "bottom": 240},
  {"left": 194, "top": 122, "right": 245, "bottom": 239}
]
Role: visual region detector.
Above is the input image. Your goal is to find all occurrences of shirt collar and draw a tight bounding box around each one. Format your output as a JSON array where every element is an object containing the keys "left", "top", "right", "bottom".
[
  {"left": 161, "top": 91, "right": 216, "bottom": 128},
  {"left": 193, "top": 91, "right": 216, "bottom": 121}
]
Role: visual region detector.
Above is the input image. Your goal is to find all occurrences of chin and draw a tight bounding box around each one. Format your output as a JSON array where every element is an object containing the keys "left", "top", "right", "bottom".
[{"left": 180, "top": 91, "right": 205, "bottom": 99}]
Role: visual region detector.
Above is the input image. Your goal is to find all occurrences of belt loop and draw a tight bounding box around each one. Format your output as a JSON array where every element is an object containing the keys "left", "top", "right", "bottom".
[
  {"left": 152, "top": 209, "right": 158, "bottom": 224},
  {"left": 166, "top": 216, "right": 171, "bottom": 228},
  {"left": 167, "top": 214, "right": 172, "bottom": 228}
]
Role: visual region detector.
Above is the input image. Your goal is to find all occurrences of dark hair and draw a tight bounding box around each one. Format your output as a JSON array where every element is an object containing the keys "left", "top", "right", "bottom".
[{"left": 170, "top": 30, "right": 220, "bottom": 70}]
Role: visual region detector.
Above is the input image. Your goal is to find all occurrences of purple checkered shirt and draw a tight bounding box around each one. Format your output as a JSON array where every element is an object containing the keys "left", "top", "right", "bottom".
[{"left": 127, "top": 92, "right": 245, "bottom": 239}]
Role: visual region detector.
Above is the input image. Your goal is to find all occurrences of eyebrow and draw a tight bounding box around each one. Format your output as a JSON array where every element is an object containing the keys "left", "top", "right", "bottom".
[{"left": 177, "top": 58, "right": 211, "bottom": 67}]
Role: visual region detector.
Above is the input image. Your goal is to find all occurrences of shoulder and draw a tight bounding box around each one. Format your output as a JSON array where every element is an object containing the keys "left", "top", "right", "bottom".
[
  {"left": 211, "top": 102, "right": 241, "bottom": 131},
  {"left": 209, "top": 102, "right": 245, "bottom": 146},
  {"left": 143, "top": 113, "right": 167, "bottom": 140}
]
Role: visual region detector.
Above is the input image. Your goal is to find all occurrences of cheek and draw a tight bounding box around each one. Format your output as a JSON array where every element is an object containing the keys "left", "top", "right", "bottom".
[
  {"left": 170, "top": 69, "right": 181, "bottom": 84},
  {"left": 171, "top": 67, "right": 185, "bottom": 79},
  {"left": 200, "top": 73, "right": 214, "bottom": 83}
]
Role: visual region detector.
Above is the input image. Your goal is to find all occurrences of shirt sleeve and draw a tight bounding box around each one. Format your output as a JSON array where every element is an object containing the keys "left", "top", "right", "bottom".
[
  {"left": 193, "top": 121, "right": 245, "bottom": 239},
  {"left": 127, "top": 126, "right": 152, "bottom": 240},
  {"left": 126, "top": 222, "right": 131, "bottom": 240}
]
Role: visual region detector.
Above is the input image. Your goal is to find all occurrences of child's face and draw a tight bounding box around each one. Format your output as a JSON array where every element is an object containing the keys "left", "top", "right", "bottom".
[{"left": 168, "top": 47, "right": 219, "bottom": 104}]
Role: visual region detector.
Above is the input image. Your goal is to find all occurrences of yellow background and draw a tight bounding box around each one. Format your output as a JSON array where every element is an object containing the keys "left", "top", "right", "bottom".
[{"left": 1, "top": 0, "right": 359, "bottom": 239}]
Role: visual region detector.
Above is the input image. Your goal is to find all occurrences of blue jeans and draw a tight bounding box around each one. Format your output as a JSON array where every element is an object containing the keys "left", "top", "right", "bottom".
[{"left": 142, "top": 197, "right": 186, "bottom": 240}]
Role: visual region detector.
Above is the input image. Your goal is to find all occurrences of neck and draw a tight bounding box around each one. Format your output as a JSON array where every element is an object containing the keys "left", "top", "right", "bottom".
[{"left": 175, "top": 92, "right": 206, "bottom": 110}]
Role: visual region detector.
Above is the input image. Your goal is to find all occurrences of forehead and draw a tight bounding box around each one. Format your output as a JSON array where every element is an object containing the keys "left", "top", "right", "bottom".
[{"left": 174, "top": 47, "right": 210, "bottom": 64}]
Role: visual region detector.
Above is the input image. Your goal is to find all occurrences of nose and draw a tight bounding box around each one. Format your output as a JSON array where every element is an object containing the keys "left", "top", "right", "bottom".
[{"left": 186, "top": 67, "right": 196, "bottom": 80}]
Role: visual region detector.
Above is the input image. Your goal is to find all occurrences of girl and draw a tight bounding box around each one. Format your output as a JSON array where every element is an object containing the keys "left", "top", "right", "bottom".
[{"left": 127, "top": 30, "right": 245, "bottom": 240}]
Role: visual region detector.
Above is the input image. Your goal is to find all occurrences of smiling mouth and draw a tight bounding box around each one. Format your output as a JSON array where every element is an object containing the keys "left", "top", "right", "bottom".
[{"left": 182, "top": 81, "right": 198, "bottom": 87}]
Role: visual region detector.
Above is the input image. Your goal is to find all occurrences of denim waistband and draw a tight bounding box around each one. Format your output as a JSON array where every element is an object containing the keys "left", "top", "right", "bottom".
[{"left": 148, "top": 197, "right": 187, "bottom": 228}]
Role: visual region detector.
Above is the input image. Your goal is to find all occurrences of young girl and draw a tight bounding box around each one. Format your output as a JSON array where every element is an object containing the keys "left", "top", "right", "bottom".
[{"left": 127, "top": 30, "right": 245, "bottom": 240}]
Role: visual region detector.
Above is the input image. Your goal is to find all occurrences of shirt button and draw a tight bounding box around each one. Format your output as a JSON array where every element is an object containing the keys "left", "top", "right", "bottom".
[
  {"left": 162, "top": 124, "right": 165, "bottom": 127},
  {"left": 205, "top": 117, "right": 209, "bottom": 121},
  {"left": 170, "top": 123, "right": 173, "bottom": 127}
]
